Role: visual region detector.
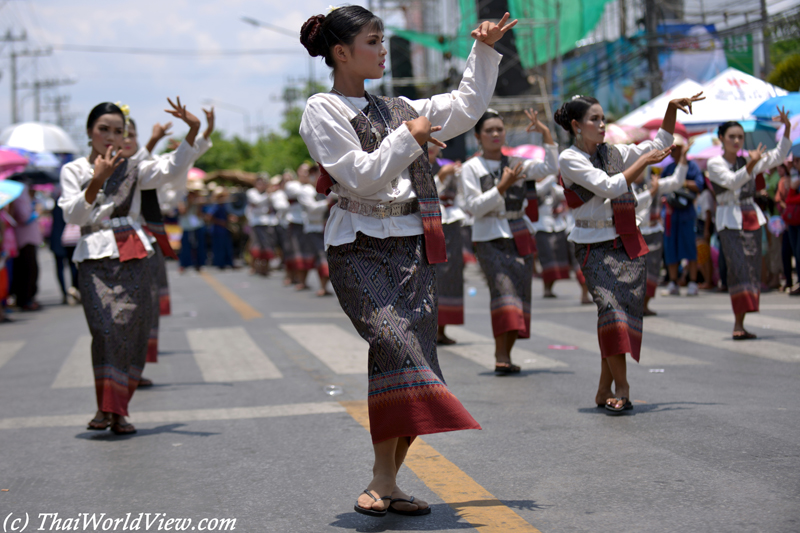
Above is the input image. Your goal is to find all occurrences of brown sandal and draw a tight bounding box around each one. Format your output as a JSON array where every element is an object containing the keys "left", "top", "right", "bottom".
[
  {"left": 87, "top": 417, "right": 111, "bottom": 431},
  {"left": 494, "top": 362, "right": 521, "bottom": 374},
  {"left": 111, "top": 422, "right": 137, "bottom": 435}
]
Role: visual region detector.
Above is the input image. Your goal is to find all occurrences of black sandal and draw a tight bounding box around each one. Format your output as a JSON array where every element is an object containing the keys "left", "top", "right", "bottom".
[
  {"left": 494, "top": 362, "right": 521, "bottom": 374},
  {"left": 732, "top": 331, "right": 757, "bottom": 341},
  {"left": 388, "top": 496, "right": 431, "bottom": 516},
  {"left": 354, "top": 490, "right": 391, "bottom": 517},
  {"left": 86, "top": 417, "right": 111, "bottom": 430},
  {"left": 110, "top": 422, "right": 137, "bottom": 435},
  {"left": 604, "top": 397, "right": 632, "bottom": 415}
]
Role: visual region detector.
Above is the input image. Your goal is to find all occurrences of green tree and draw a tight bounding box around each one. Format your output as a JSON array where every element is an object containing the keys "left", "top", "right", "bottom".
[{"left": 767, "top": 54, "right": 800, "bottom": 92}]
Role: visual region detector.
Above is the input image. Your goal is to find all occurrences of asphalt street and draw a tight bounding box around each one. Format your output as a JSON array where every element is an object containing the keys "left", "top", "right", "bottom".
[{"left": 1, "top": 249, "right": 798, "bottom": 533}]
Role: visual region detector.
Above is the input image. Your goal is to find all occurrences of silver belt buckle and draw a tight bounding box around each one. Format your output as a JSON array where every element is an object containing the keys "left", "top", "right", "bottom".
[
  {"left": 348, "top": 200, "right": 359, "bottom": 214},
  {"left": 358, "top": 203, "right": 372, "bottom": 217},
  {"left": 373, "top": 204, "right": 389, "bottom": 219},
  {"left": 390, "top": 203, "right": 402, "bottom": 217}
]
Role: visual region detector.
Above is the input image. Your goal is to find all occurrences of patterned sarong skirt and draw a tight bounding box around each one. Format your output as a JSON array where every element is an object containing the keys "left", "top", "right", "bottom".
[
  {"left": 535, "top": 230, "right": 572, "bottom": 284},
  {"left": 144, "top": 251, "right": 162, "bottom": 363},
  {"left": 251, "top": 225, "right": 276, "bottom": 261},
  {"left": 328, "top": 233, "right": 481, "bottom": 443},
  {"left": 436, "top": 222, "right": 464, "bottom": 325},
  {"left": 307, "top": 231, "right": 329, "bottom": 278},
  {"left": 285, "top": 223, "right": 315, "bottom": 271},
  {"left": 79, "top": 257, "right": 152, "bottom": 416},
  {"left": 475, "top": 238, "right": 533, "bottom": 338},
  {"left": 575, "top": 238, "right": 646, "bottom": 361},
  {"left": 643, "top": 231, "right": 663, "bottom": 298},
  {"left": 719, "top": 228, "right": 761, "bottom": 314}
]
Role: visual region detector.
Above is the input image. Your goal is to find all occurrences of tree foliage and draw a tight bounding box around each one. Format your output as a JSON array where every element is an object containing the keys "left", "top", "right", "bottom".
[{"left": 767, "top": 53, "right": 800, "bottom": 92}]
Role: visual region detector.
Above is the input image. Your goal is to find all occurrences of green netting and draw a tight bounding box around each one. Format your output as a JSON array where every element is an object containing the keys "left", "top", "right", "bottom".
[{"left": 388, "top": 0, "right": 612, "bottom": 68}]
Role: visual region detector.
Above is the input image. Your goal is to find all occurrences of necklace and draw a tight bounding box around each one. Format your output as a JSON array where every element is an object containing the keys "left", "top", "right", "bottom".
[{"left": 331, "top": 88, "right": 383, "bottom": 143}]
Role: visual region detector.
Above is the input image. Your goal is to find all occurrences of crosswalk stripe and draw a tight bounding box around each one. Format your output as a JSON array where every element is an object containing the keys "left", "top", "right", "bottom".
[
  {"left": 441, "top": 327, "right": 568, "bottom": 370},
  {"left": 51, "top": 336, "right": 94, "bottom": 388},
  {"left": 708, "top": 314, "right": 800, "bottom": 336},
  {"left": 271, "top": 312, "right": 346, "bottom": 319},
  {"left": 535, "top": 321, "right": 709, "bottom": 366},
  {"left": 0, "top": 401, "right": 345, "bottom": 430},
  {"left": 186, "top": 327, "right": 283, "bottom": 382},
  {"left": 279, "top": 324, "right": 367, "bottom": 374},
  {"left": 646, "top": 317, "right": 800, "bottom": 363},
  {"left": 0, "top": 340, "right": 25, "bottom": 372}
]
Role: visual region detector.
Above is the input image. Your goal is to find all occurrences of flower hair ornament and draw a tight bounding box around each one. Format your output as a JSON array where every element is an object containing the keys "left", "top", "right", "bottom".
[
  {"left": 327, "top": 5, "right": 340, "bottom": 14},
  {"left": 115, "top": 101, "right": 131, "bottom": 137},
  {"left": 571, "top": 95, "right": 583, "bottom": 101}
]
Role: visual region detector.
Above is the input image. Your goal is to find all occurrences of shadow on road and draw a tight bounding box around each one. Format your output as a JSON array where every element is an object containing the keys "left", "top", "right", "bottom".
[
  {"left": 577, "top": 401, "right": 721, "bottom": 416},
  {"left": 75, "top": 423, "right": 220, "bottom": 440},
  {"left": 330, "top": 503, "right": 477, "bottom": 531}
]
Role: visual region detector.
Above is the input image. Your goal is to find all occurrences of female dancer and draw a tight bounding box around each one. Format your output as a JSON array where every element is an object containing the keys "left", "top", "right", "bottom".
[
  {"left": 59, "top": 98, "right": 203, "bottom": 434},
  {"left": 461, "top": 109, "right": 558, "bottom": 373},
  {"left": 707, "top": 109, "right": 792, "bottom": 339},
  {"left": 556, "top": 93, "right": 703, "bottom": 414},
  {"left": 299, "top": 5, "right": 514, "bottom": 517}
]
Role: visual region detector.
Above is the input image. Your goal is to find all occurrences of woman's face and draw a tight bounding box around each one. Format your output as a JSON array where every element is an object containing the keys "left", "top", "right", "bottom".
[
  {"left": 777, "top": 165, "right": 788, "bottom": 178},
  {"left": 119, "top": 124, "right": 139, "bottom": 158},
  {"left": 337, "top": 25, "right": 387, "bottom": 80},
  {"left": 476, "top": 117, "right": 506, "bottom": 152},
  {"left": 88, "top": 113, "right": 124, "bottom": 156},
  {"left": 720, "top": 126, "right": 745, "bottom": 154},
  {"left": 573, "top": 104, "right": 606, "bottom": 145}
]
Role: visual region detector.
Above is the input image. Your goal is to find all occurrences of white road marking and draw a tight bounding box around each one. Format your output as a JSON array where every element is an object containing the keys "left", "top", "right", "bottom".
[
  {"left": 708, "top": 314, "right": 800, "bottom": 336},
  {"left": 187, "top": 327, "right": 283, "bottom": 382},
  {"left": 535, "top": 321, "right": 709, "bottom": 366},
  {"left": 441, "top": 327, "right": 568, "bottom": 370},
  {"left": 0, "top": 340, "right": 25, "bottom": 372},
  {"left": 51, "top": 336, "right": 94, "bottom": 388},
  {"left": 0, "top": 401, "right": 346, "bottom": 430},
  {"left": 279, "top": 323, "right": 367, "bottom": 374},
  {"left": 271, "top": 312, "right": 346, "bottom": 319},
  {"left": 646, "top": 317, "right": 800, "bottom": 363}
]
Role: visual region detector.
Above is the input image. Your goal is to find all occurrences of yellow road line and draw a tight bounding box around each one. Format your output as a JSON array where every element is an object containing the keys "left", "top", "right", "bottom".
[
  {"left": 340, "top": 400, "right": 542, "bottom": 532},
  {"left": 199, "top": 271, "right": 262, "bottom": 321}
]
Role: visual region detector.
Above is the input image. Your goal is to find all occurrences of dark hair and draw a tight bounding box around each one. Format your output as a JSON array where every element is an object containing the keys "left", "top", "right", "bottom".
[
  {"left": 128, "top": 118, "right": 137, "bottom": 130},
  {"left": 474, "top": 109, "right": 504, "bottom": 134},
  {"left": 86, "top": 102, "right": 124, "bottom": 132},
  {"left": 717, "top": 121, "right": 744, "bottom": 139},
  {"left": 300, "top": 6, "right": 383, "bottom": 68},
  {"left": 554, "top": 96, "right": 600, "bottom": 134}
]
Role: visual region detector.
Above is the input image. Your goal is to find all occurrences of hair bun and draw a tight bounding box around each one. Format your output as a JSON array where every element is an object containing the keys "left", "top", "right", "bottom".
[
  {"left": 300, "top": 14, "right": 327, "bottom": 57},
  {"left": 553, "top": 105, "right": 571, "bottom": 132}
]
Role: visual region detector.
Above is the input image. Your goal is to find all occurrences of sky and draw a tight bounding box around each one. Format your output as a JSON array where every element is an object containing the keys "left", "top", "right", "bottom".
[
  {"left": 0, "top": 0, "right": 370, "bottom": 153},
  {"left": 0, "top": 0, "right": 797, "bottom": 155}
]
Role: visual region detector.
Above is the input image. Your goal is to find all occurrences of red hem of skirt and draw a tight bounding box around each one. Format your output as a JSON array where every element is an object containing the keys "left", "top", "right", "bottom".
[
  {"left": 646, "top": 279, "right": 658, "bottom": 298},
  {"left": 159, "top": 294, "right": 171, "bottom": 316},
  {"left": 541, "top": 266, "right": 571, "bottom": 284},
  {"left": 146, "top": 337, "right": 158, "bottom": 364},
  {"left": 437, "top": 306, "right": 464, "bottom": 326},
  {"left": 490, "top": 308, "right": 531, "bottom": 338},
  {"left": 598, "top": 322, "right": 642, "bottom": 362},
  {"left": 95, "top": 379, "right": 137, "bottom": 417},
  {"left": 731, "top": 290, "right": 759, "bottom": 314}
]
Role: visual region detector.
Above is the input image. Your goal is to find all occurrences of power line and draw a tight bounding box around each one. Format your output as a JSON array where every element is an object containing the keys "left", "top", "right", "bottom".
[{"left": 51, "top": 44, "right": 303, "bottom": 56}]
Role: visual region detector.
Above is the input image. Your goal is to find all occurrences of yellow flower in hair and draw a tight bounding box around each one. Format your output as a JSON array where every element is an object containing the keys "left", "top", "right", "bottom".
[
  {"left": 327, "top": 5, "right": 339, "bottom": 14},
  {"left": 116, "top": 101, "right": 131, "bottom": 138}
]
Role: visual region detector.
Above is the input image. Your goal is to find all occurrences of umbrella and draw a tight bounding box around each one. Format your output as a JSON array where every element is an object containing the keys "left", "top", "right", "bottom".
[
  {"left": 7, "top": 168, "right": 60, "bottom": 185},
  {"left": 0, "top": 148, "right": 29, "bottom": 180},
  {"left": 752, "top": 93, "right": 800, "bottom": 120},
  {"left": 604, "top": 124, "right": 633, "bottom": 144},
  {"left": 0, "top": 179, "right": 25, "bottom": 209},
  {"left": 501, "top": 144, "right": 545, "bottom": 160},
  {"left": 775, "top": 115, "right": 800, "bottom": 144},
  {"left": 0, "top": 122, "right": 79, "bottom": 153},
  {"left": 643, "top": 119, "right": 689, "bottom": 139},
  {"left": 187, "top": 167, "right": 207, "bottom": 181},
  {"left": 686, "top": 132, "right": 719, "bottom": 155}
]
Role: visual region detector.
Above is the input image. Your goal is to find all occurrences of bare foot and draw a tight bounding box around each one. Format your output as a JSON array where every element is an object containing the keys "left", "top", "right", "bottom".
[
  {"left": 391, "top": 486, "right": 429, "bottom": 512},
  {"left": 356, "top": 474, "right": 395, "bottom": 513},
  {"left": 595, "top": 389, "right": 614, "bottom": 407}
]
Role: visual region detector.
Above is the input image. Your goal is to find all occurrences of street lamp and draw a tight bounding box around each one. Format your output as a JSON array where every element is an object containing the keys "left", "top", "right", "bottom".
[{"left": 202, "top": 98, "right": 251, "bottom": 141}]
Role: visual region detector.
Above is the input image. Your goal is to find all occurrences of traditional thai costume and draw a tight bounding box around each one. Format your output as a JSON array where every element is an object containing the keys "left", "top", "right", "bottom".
[
  {"left": 707, "top": 137, "right": 791, "bottom": 315},
  {"left": 433, "top": 161, "right": 466, "bottom": 325},
  {"left": 532, "top": 175, "right": 572, "bottom": 286},
  {"left": 59, "top": 141, "right": 199, "bottom": 416},
  {"left": 559, "top": 129, "right": 673, "bottom": 361},
  {"left": 461, "top": 146, "right": 558, "bottom": 338},
  {"left": 246, "top": 187, "right": 276, "bottom": 263},
  {"left": 298, "top": 182, "right": 330, "bottom": 280},
  {"left": 283, "top": 180, "right": 315, "bottom": 273},
  {"left": 299, "top": 41, "right": 500, "bottom": 443}
]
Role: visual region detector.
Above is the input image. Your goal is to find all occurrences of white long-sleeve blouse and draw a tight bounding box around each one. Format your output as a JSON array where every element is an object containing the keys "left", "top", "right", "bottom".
[
  {"left": 707, "top": 136, "right": 791, "bottom": 231},
  {"left": 299, "top": 40, "right": 502, "bottom": 249},
  {"left": 637, "top": 164, "right": 687, "bottom": 235},
  {"left": 461, "top": 145, "right": 559, "bottom": 242},
  {"left": 59, "top": 139, "right": 204, "bottom": 262},
  {"left": 559, "top": 128, "right": 674, "bottom": 244}
]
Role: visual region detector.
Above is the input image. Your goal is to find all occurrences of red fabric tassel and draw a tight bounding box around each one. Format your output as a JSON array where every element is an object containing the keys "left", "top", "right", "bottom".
[
  {"left": 153, "top": 233, "right": 177, "bottom": 260},
  {"left": 508, "top": 218, "right": 533, "bottom": 256},
  {"left": 612, "top": 193, "right": 649, "bottom": 260},
  {"left": 114, "top": 228, "right": 149, "bottom": 262},
  {"left": 316, "top": 164, "right": 334, "bottom": 195}
]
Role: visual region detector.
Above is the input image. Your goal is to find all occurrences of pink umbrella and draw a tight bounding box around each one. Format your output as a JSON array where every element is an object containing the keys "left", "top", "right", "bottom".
[
  {"left": 0, "top": 148, "right": 29, "bottom": 180},
  {"left": 187, "top": 167, "right": 206, "bottom": 181},
  {"left": 502, "top": 144, "right": 545, "bottom": 160},
  {"left": 604, "top": 124, "right": 633, "bottom": 144},
  {"left": 687, "top": 146, "right": 746, "bottom": 171}
]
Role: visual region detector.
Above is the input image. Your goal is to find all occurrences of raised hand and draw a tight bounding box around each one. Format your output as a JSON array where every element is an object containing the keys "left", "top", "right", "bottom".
[
  {"left": 775, "top": 106, "right": 792, "bottom": 138},
  {"left": 524, "top": 108, "right": 554, "bottom": 144},
  {"left": 748, "top": 143, "right": 766, "bottom": 164},
  {"left": 93, "top": 145, "right": 125, "bottom": 184},
  {"left": 497, "top": 162, "right": 524, "bottom": 194},
  {"left": 152, "top": 122, "right": 173, "bottom": 141},
  {"left": 202, "top": 107, "right": 215, "bottom": 140},
  {"left": 164, "top": 96, "right": 201, "bottom": 147},
  {"left": 644, "top": 145, "right": 674, "bottom": 166},
  {"left": 404, "top": 117, "right": 446, "bottom": 149},
  {"left": 669, "top": 92, "right": 705, "bottom": 115},
  {"left": 471, "top": 12, "right": 518, "bottom": 47}
]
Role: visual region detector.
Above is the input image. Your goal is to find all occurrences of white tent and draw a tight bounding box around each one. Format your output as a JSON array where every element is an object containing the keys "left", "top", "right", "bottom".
[
  {"left": 618, "top": 68, "right": 788, "bottom": 131},
  {"left": 617, "top": 79, "right": 705, "bottom": 128}
]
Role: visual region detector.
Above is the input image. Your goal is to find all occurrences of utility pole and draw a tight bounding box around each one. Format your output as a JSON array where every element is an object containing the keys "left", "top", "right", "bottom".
[
  {"left": 18, "top": 78, "right": 75, "bottom": 121},
  {"left": 619, "top": 0, "right": 627, "bottom": 38},
  {"left": 9, "top": 48, "right": 53, "bottom": 123},
  {"left": 644, "top": 0, "right": 662, "bottom": 98},
  {"left": 1, "top": 30, "right": 28, "bottom": 123},
  {"left": 760, "top": 0, "right": 771, "bottom": 76},
  {"left": 46, "top": 94, "right": 72, "bottom": 128}
]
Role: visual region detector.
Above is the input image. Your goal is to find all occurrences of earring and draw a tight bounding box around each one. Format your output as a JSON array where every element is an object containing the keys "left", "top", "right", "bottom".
[
  {"left": 577, "top": 128, "right": 582, "bottom": 134},
  {"left": 87, "top": 140, "right": 92, "bottom": 147}
]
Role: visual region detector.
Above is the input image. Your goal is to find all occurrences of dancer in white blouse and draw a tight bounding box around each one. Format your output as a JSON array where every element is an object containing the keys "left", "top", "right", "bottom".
[
  {"left": 707, "top": 109, "right": 792, "bottom": 339},
  {"left": 556, "top": 92, "right": 702, "bottom": 415},
  {"left": 59, "top": 98, "right": 204, "bottom": 435},
  {"left": 299, "top": 5, "right": 515, "bottom": 518},
  {"left": 461, "top": 109, "right": 558, "bottom": 373},
  {"left": 246, "top": 176, "right": 275, "bottom": 276}
]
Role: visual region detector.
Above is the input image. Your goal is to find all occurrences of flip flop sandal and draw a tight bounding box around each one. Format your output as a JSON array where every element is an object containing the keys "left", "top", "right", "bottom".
[
  {"left": 87, "top": 417, "right": 111, "bottom": 431},
  {"left": 354, "top": 490, "right": 391, "bottom": 517},
  {"left": 732, "top": 331, "right": 757, "bottom": 341},
  {"left": 436, "top": 337, "right": 457, "bottom": 345},
  {"left": 137, "top": 377, "right": 154, "bottom": 388},
  {"left": 110, "top": 422, "right": 137, "bottom": 435},
  {"left": 494, "top": 363, "right": 521, "bottom": 374},
  {"left": 388, "top": 496, "right": 432, "bottom": 516},
  {"left": 604, "top": 397, "right": 630, "bottom": 415}
]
